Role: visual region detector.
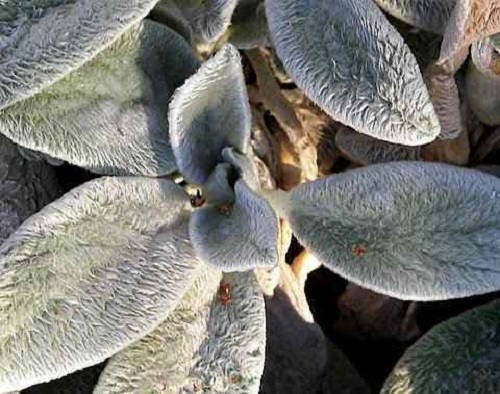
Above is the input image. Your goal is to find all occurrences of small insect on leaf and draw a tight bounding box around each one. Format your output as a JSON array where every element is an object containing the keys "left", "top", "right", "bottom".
[
  {"left": 190, "top": 189, "right": 206, "bottom": 208},
  {"left": 219, "top": 282, "right": 232, "bottom": 305}
]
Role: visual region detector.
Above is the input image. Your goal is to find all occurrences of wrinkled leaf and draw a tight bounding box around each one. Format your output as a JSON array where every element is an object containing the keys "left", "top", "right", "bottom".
[
  {"left": 0, "top": 177, "right": 200, "bottom": 392},
  {"left": 382, "top": 299, "right": 500, "bottom": 393},
  {"left": 229, "top": 0, "right": 269, "bottom": 49},
  {"left": 0, "top": 134, "right": 61, "bottom": 243},
  {"left": 190, "top": 180, "right": 278, "bottom": 271},
  {"left": 440, "top": 0, "right": 500, "bottom": 71},
  {"left": 266, "top": 0, "right": 440, "bottom": 146},
  {"left": 95, "top": 270, "right": 266, "bottom": 394},
  {"left": 0, "top": 21, "right": 199, "bottom": 176},
  {"left": 373, "top": 0, "right": 456, "bottom": 34},
  {"left": 0, "top": 0, "right": 159, "bottom": 109},
  {"left": 466, "top": 39, "right": 500, "bottom": 125},
  {"left": 169, "top": 44, "right": 251, "bottom": 184},
  {"left": 158, "top": 0, "right": 237, "bottom": 42},
  {"left": 269, "top": 162, "right": 500, "bottom": 300},
  {"left": 335, "top": 125, "right": 421, "bottom": 165}
]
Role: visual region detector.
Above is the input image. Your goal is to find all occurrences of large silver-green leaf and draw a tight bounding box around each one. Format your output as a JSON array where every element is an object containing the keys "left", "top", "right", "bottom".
[
  {"left": 382, "top": 299, "right": 500, "bottom": 393},
  {"left": 335, "top": 126, "right": 421, "bottom": 165},
  {"left": 265, "top": 0, "right": 440, "bottom": 146},
  {"left": 373, "top": 0, "right": 456, "bottom": 34},
  {"left": 0, "top": 21, "right": 199, "bottom": 176},
  {"left": 95, "top": 270, "right": 266, "bottom": 393},
  {"left": 0, "top": 134, "right": 61, "bottom": 243},
  {"left": 190, "top": 180, "right": 279, "bottom": 271},
  {"left": 0, "top": 0, "right": 159, "bottom": 110},
  {"left": 268, "top": 162, "right": 500, "bottom": 300},
  {"left": 169, "top": 44, "right": 251, "bottom": 184},
  {"left": 157, "top": 0, "right": 238, "bottom": 42},
  {"left": 0, "top": 177, "right": 200, "bottom": 392}
]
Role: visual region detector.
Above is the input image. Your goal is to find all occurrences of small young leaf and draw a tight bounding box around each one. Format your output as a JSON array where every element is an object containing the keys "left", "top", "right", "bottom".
[
  {"left": 0, "top": 177, "right": 200, "bottom": 392},
  {"left": 270, "top": 162, "right": 500, "bottom": 300},
  {"left": 373, "top": 0, "right": 456, "bottom": 34},
  {"left": 0, "top": 0, "right": 159, "bottom": 110},
  {"left": 95, "top": 271, "right": 266, "bottom": 394},
  {"left": 265, "top": 0, "right": 440, "bottom": 146},
  {"left": 157, "top": 0, "right": 238, "bottom": 42},
  {"left": 382, "top": 299, "right": 500, "bottom": 393},
  {"left": 190, "top": 180, "right": 279, "bottom": 271},
  {"left": 169, "top": 44, "right": 251, "bottom": 184},
  {"left": 229, "top": 0, "right": 270, "bottom": 49},
  {"left": 335, "top": 126, "right": 421, "bottom": 165},
  {"left": 0, "top": 21, "right": 198, "bottom": 176}
]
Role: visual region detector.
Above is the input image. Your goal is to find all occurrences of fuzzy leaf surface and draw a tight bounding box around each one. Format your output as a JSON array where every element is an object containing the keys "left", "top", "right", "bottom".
[
  {"left": 229, "top": 0, "right": 269, "bottom": 49},
  {"left": 0, "top": 0, "right": 159, "bottom": 110},
  {"left": 0, "top": 177, "right": 200, "bottom": 392},
  {"left": 382, "top": 299, "right": 500, "bottom": 393},
  {"left": 190, "top": 180, "right": 279, "bottom": 271},
  {"left": 95, "top": 271, "right": 266, "bottom": 394},
  {"left": 169, "top": 44, "right": 251, "bottom": 184},
  {"left": 265, "top": 0, "right": 440, "bottom": 146},
  {"left": 274, "top": 162, "right": 500, "bottom": 300},
  {"left": 373, "top": 0, "right": 456, "bottom": 34},
  {"left": 0, "top": 21, "right": 198, "bottom": 176}
]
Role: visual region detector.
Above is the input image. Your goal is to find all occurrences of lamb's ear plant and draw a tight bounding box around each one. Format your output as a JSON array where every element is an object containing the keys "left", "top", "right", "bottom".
[
  {"left": 382, "top": 299, "right": 500, "bottom": 393},
  {"left": 0, "top": 2, "right": 198, "bottom": 176},
  {"left": 265, "top": 0, "right": 441, "bottom": 146}
]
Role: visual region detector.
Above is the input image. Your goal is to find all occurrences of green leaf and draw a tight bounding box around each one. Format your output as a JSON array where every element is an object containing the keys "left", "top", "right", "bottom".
[
  {"left": 95, "top": 270, "right": 266, "bottom": 394},
  {"left": 0, "top": 0, "right": 159, "bottom": 110},
  {"left": 335, "top": 126, "right": 421, "bottom": 165},
  {"left": 270, "top": 162, "right": 500, "bottom": 300},
  {"left": 0, "top": 177, "right": 200, "bottom": 392},
  {"left": 373, "top": 0, "right": 456, "bottom": 34},
  {"left": 0, "top": 20, "right": 199, "bottom": 176},
  {"left": 382, "top": 299, "right": 500, "bottom": 393},
  {"left": 0, "top": 134, "right": 61, "bottom": 243},
  {"left": 157, "top": 0, "right": 238, "bottom": 42},
  {"left": 190, "top": 180, "right": 279, "bottom": 271},
  {"left": 265, "top": 0, "right": 440, "bottom": 146},
  {"left": 169, "top": 44, "right": 251, "bottom": 184}
]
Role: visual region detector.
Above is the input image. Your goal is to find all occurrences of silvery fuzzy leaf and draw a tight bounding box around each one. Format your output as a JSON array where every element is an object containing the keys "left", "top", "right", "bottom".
[
  {"left": 157, "top": 0, "right": 238, "bottom": 42},
  {"left": 466, "top": 39, "right": 500, "bottom": 126},
  {"left": 265, "top": 0, "right": 440, "bottom": 146},
  {"left": 0, "top": 0, "right": 159, "bottom": 110},
  {"left": 150, "top": 0, "right": 194, "bottom": 43},
  {"left": 203, "top": 163, "right": 237, "bottom": 206},
  {"left": 0, "top": 177, "right": 200, "bottom": 392},
  {"left": 268, "top": 162, "right": 500, "bottom": 301},
  {"left": 169, "top": 44, "right": 251, "bottom": 184},
  {"left": 373, "top": 0, "right": 456, "bottom": 34},
  {"left": 229, "top": 0, "right": 270, "bottom": 49},
  {"left": 0, "top": 134, "right": 61, "bottom": 243},
  {"left": 95, "top": 271, "right": 266, "bottom": 394},
  {"left": 221, "top": 147, "right": 261, "bottom": 190},
  {"left": 190, "top": 180, "right": 279, "bottom": 271},
  {"left": 0, "top": 20, "right": 199, "bottom": 177},
  {"left": 440, "top": 0, "right": 500, "bottom": 71},
  {"left": 335, "top": 126, "right": 421, "bottom": 165},
  {"left": 382, "top": 299, "right": 500, "bottom": 393}
]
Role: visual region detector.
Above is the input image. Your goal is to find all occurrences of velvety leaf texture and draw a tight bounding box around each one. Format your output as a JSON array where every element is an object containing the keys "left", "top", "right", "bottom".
[
  {"left": 0, "top": 21, "right": 199, "bottom": 176},
  {"left": 169, "top": 44, "right": 251, "bottom": 184},
  {"left": 158, "top": 0, "right": 237, "bottom": 42},
  {"left": 0, "top": 135, "right": 61, "bottom": 243},
  {"left": 272, "top": 162, "right": 500, "bottom": 300},
  {"left": 229, "top": 0, "right": 269, "bottom": 49},
  {"left": 190, "top": 180, "right": 279, "bottom": 271},
  {"left": 335, "top": 126, "right": 421, "bottom": 165},
  {"left": 95, "top": 271, "right": 266, "bottom": 394},
  {"left": 0, "top": 177, "right": 200, "bottom": 392},
  {"left": 382, "top": 299, "right": 500, "bottom": 393},
  {"left": 265, "top": 0, "right": 440, "bottom": 146},
  {"left": 0, "top": 0, "right": 159, "bottom": 110},
  {"left": 373, "top": 0, "right": 456, "bottom": 34}
]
